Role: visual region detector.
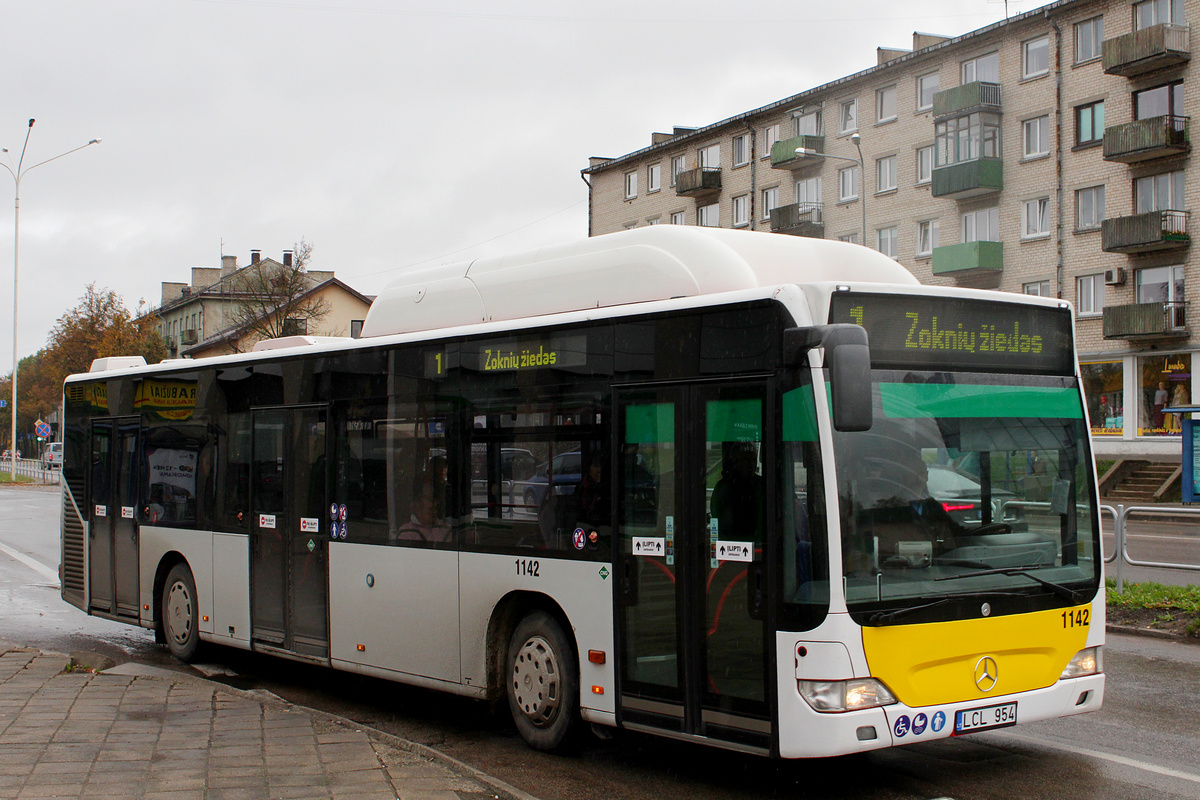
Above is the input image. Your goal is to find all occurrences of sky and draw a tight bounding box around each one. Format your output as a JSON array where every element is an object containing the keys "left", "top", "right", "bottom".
[{"left": 0, "top": 0, "right": 1053, "bottom": 371}]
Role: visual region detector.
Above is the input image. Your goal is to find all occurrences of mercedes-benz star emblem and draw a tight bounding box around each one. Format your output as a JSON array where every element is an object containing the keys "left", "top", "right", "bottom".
[{"left": 974, "top": 656, "right": 999, "bottom": 692}]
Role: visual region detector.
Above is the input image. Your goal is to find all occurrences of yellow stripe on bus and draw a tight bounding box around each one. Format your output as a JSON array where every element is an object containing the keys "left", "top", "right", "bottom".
[{"left": 861, "top": 606, "right": 1092, "bottom": 708}]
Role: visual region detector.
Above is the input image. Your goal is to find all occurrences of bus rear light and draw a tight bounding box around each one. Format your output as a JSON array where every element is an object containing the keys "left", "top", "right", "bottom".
[
  {"left": 1060, "top": 646, "right": 1101, "bottom": 679},
  {"left": 941, "top": 502, "right": 976, "bottom": 512},
  {"left": 588, "top": 650, "right": 606, "bottom": 664},
  {"left": 798, "top": 678, "right": 896, "bottom": 713}
]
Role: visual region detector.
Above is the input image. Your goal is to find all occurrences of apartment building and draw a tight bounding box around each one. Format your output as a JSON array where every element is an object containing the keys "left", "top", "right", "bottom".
[
  {"left": 583, "top": 0, "right": 1195, "bottom": 460},
  {"left": 153, "top": 249, "right": 373, "bottom": 358}
]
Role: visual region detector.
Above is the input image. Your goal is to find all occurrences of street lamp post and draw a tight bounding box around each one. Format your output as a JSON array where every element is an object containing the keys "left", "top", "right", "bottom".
[
  {"left": 796, "top": 132, "right": 866, "bottom": 246},
  {"left": 1, "top": 120, "right": 100, "bottom": 478}
]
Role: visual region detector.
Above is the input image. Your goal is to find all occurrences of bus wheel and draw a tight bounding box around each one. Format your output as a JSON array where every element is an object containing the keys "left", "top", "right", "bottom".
[
  {"left": 162, "top": 563, "right": 201, "bottom": 662},
  {"left": 506, "top": 611, "right": 580, "bottom": 751}
]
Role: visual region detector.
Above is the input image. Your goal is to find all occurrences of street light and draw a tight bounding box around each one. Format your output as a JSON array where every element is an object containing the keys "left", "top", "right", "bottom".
[
  {"left": 1, "top": 120, "right": 101, "bottom": 478},
  {"left": 796, "top": 132, "right": 866, "bottom": 246}
]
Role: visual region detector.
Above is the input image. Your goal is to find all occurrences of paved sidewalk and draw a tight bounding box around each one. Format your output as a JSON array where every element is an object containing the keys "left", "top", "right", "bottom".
[{"left": 0, "top": 645, "right": 533, "bottom": 800}]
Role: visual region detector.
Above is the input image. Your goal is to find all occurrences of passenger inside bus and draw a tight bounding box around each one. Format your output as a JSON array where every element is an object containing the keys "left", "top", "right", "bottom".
[
  {"left": 710, "top": 442, "right": 764, "bottom": 540},
  {"left": 394, "top": 481, "right": 450, "bottom": 544}
]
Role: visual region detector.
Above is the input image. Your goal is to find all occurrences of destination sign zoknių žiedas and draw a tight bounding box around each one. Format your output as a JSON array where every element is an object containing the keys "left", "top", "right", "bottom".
[{"left": 828, "top": 293, "right": 1074, "bottom": 374}]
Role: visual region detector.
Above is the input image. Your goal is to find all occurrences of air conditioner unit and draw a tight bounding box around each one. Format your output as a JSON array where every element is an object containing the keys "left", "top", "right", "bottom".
[{"left": 1104, "top": 268, "right": 1126, "bottom": 286}]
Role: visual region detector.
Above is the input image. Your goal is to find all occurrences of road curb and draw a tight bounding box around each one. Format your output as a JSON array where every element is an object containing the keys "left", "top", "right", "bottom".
[{"left": 1106, "top": 623, "right": 1198, "bottom": 644}]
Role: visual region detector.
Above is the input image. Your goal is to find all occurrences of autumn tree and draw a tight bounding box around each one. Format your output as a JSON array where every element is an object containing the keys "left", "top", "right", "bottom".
[{"left": 225, "top": 239, "right": 331, "bottom": 351}]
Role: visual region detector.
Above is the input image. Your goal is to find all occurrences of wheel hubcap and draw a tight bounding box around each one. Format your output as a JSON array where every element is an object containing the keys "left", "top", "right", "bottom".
[
  {"left": 512, "top": 635, "right": 560, "bottom": 727},
  {"left": 166, "top": 581, "right": 192, "bottom": 645}
]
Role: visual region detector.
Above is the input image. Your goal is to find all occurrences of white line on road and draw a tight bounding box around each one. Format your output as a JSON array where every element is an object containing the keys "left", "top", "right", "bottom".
[
  {"left": 997, "top": 730, "right": 1200, "bottom": 786},
  {"left": 0, "top": 540, "right": 59, "bottom": 584}
]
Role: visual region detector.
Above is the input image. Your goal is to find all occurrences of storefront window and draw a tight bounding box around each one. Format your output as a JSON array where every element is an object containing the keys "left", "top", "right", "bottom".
[
  {"left": 1081, "top": 361, "right": 1124, "bottom": 436},
  {"left": 1138, "top": 354, "right": 1191, "bottom": 436}
]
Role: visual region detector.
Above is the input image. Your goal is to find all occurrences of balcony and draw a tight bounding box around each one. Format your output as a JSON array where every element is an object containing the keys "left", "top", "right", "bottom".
[
  {"left": 931, "top": 157, "right": 1003, "bottom": 199},
  {"left": 1101, "top": 210, "right": 1190, "bottom": 253},
  {"left": 932, "top": 81, "right": 1002, "bottom": 120},
  {"left": 180, "top": 328, "right": 198, "bottom": 346},
  {"left": 675, "top": 167, "right": 722, "bottom": 197},
  {"left": 1103, "top": 24, "right": 1190, "bottom": 78},
  {"left": 1103, "top": 301, "right": 1188, "bottom": 339},
  {"left": 770, "top": 135, "right": 825, "bottom": 170},
  {"left": 931, "top": 240, "right": 1003, "bottom": 278},
  {"left": 769, "top": 202, "right": 824, "bottom": 238},
  {"left": 1103, "top": 115, "right": 1190, "bottom": 163}
]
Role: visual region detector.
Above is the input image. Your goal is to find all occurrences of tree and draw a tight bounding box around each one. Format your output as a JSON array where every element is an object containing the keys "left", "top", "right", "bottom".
[{"left": 224, "top": 239, "right": 332, "bottom": 351}]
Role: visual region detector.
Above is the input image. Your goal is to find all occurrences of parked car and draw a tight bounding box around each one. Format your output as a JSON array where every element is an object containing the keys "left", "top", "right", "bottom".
[
  {"left": 926, "top": 464, "right": 1021, "bottom": 530},
  {"left": 42, "top": 442, "right": 63, "bottom": 469}
]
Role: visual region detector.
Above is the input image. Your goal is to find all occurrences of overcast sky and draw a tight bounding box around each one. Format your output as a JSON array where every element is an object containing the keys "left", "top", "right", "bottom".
[{"left": 0, "top": 0, "right": 1051, "bottom": 371}]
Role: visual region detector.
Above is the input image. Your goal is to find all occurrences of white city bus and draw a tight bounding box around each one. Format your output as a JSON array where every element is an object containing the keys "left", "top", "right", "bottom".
[{"left": 60, "top": 226, "right": 1103, "bottom": 758}]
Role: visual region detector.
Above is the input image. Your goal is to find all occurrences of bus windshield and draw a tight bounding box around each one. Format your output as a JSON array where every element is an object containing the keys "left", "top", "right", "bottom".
[{"left": 833, "top": 371, "right": 1100, "bottom": 621}]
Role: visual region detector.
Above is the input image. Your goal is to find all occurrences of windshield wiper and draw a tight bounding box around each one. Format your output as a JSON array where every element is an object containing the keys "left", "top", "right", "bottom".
[
  {"left": 868, "top": 598, "right": 956, "bottom": 626},
  {"left": 934, "top": 564, "right": 1087, "bottom": 604}
]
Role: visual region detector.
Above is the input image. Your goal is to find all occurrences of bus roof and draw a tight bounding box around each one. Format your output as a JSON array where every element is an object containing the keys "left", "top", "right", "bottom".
[{"left": 359, "top": 227, "right": 918, "bottom": 338}]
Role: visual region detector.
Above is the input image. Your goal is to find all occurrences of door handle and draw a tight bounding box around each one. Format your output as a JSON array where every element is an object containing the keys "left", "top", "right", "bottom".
[
  {"left": 747, "top": 562, "right": 766, "bottom": 621},
  {"left": 621, "top": 554, "right": 640, "bottom": 606}
]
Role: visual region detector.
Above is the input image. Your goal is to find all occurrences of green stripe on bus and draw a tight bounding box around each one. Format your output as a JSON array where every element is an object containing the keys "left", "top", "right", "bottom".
[
  {"left": 625, "top": 403, "right": 675, "bottom": 444},
  {"left": 783, "top": 387, "right": 819, "bottom": 442},
  {"left": 880, "top": 383, "right": 1083, "bottom": 419},
  {"left": 707, "top": 398, "right": 762, "bottom": 442}
]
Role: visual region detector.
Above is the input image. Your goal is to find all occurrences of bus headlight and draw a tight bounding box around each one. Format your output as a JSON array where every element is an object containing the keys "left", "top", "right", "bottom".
[
  {"left": 1060, "top": 646, "right": 1102, "bottom": 679},
  {"left": 798, "top": 678, "right": 897, "bottom": 712}
]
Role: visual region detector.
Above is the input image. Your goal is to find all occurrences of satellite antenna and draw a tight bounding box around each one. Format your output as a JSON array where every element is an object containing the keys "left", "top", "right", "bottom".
[{"left": 988, "top": 0, "right": 1024, "bottom": 20}]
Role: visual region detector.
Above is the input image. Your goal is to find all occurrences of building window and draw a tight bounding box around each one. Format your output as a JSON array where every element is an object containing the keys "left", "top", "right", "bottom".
[
  {"left": 796, "top": 109, "right": 822, "bottom": 136},
  {"left": 697, "top": 202, "right": 720, "bottom": 227},
  {"left": 876, "top": 155, "right": 897, "bottom": 192},
  {"left": 1024, "top": 280, "right": 1052, "bottom": 297},
  {"left": 916, "top": 219, "right": 939, "bottom": 256},
  {"left": 624, "top": 170, "right": 637, "bottom": 199},
  {"left": 839, "top": 165, "right": 859, "bottom": 201},
  {"left": 647, "top": 163, "right": 661, "bottom": 193},
  {"left": 698, "top": 144, "right": 720, "bottom": 169},
  {"left": 1077, "top": 274, "right": 1105, "bottom": 316},
  {"left": 350, "top": 320, "right": 364, "bottom": 338},
  {"left": 1136, "top": 264, "right": 1186, "bottom": 323},
  {"left": 1075, "top": 16, "right": 1104, "bottom": 63},
  {"left": 917, "top": 72, "right": 939, "bottom": 111},
  {"left": 1023, "top": 197, "right": 1050, "bottom": 238},
  {"left": 1138, "top": 351, "right": 1189, "bottom": 437},
  {"left": 876, "top": 85, "right": 897, "bottom": 123},
  {"left": 962, "top": 206, "right": 1000, "bottom": 242},
  {"left": 935, "top": 112, "right": 1001, "bottom": 166},
  {"left": 839, "top": 99, "right": 858, "bottom": 134},
  {"left": 732, "top": 135, "right": 749, "bottom": 167},
  {"left": 1023, "top": 116, "right": 1050, "bottom": 158},
  {"left": 1135, "top": 170, "right": 1185, "bottom": 213},
  {"left": 1023, "top": 36, "right": 1050, "bottom": 78},
  {"left": 646, "top": 217, "right": 661, "bottom": 225},
  {"left": 961, "top": 51, "right": 999, "bottom": 84},
  {"left": 1135, "top": 0, "right": 1184, "bottom": 29},
  {"left": 1076, "top": 101, "right": 1104, "bottom": 146},
  {"left": 1081, "top": 361, "right": 1124, "bottom": 436},
  {"left": 670, "top": 210, "right": 686, "bottom": 225},
  {"left": 761, "top": 187, "right": 778, "bottom": 220},
  {"left": 1076, "top": 185, "right": 1105, "bottom": 230},
  {"left": 838, "top": 233, "right": 860, "bottom": 245},
  {"left": 1134, "top": 81, "right": 1184, "bottom": 120},
  {"left": 877, "top": 227, "right": 899, "bottom": 258},
  {"left": 670, "top": 155, "right": 686, "bottom": 187},
  {"left": 763, "top": 124, "right": 780, "bottom": 157},
  {"left": 732, "top": 194, "right": 750, "bottom": 227},
  {"left": 916, "top": 145, "right": 934, "bottom": 184},
  {"left": 795, "top": 176, "right": 822, "bottom": 205}
]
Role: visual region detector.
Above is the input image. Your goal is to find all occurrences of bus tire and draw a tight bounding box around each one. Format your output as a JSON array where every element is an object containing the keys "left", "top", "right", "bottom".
[
  {"left": 162, "top": 563, "right": 201, "bottom": 662},
  {"left": 506, "top": 611, "right": 580, "bottom": 751}
]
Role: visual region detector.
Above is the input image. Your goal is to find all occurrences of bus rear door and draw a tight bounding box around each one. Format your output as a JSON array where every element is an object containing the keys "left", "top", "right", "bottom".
[{"left": 616, "top": 382, "right": 773, "bottom": 754}]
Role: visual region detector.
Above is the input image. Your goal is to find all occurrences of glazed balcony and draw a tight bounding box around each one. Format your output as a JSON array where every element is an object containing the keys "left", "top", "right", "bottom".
[
  {"left": 931, "top": 240, "right": 1003, "bottom": 278},
  {"left": 931, "top": 157, "right": 1003, "bottom": 199},
  {"left": 675, "top": 167, "right": 722, "bottom": 197},
  {"left": 770, "top": 135, "right": 825, "bottom": 169},
  {"left": 769, "top": 202, "right": 824, "bottom": 238},
  {"left": 1103, "top": 115, "right": 1190, "bottom": 163},
  {"left": 932, "top": 81, "right": 1002, "bottom": 120},
  {"left": 1103, "top": 24, "right": 1190, "bottom": 78},
  {"left": 1103, "top": 301, "right": 1188, "bottom": 339},
  {"left": 1101, "top": 210, "right": 1190, "bottom": 253}
]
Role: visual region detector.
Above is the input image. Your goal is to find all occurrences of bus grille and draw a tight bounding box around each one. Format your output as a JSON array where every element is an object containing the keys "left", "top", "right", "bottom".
[{"left": 61, "top": 488, "right": 86, "bottom": 606}]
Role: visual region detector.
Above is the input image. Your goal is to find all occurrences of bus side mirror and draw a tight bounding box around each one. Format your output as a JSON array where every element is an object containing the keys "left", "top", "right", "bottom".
[{"left": 782, "top": 324, "right": 872, "bottom": 432}]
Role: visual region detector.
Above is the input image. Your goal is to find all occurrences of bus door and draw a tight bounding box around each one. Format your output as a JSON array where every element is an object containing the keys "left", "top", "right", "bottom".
[
  {"left": 88, "top": 417, "right": 141, "bottom": 620},
  {"left": 250, "top": 406, "right": 330, "bottom": 658},
  {"left": 615, "top": 382, "right": 773, "bottom": 753}
]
